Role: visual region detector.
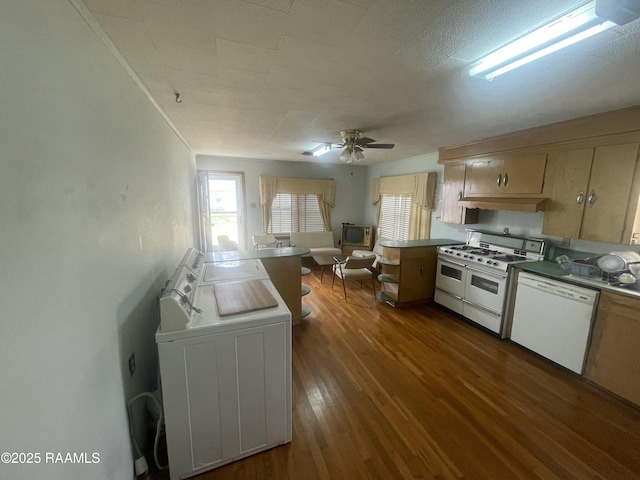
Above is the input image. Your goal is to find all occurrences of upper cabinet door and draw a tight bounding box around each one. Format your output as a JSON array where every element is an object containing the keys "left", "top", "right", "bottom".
[
  {"left": 541, "top": 148, "right": 594, "bottom": 239},
  {"left": 441, "top": 163, "right": 478, "bottom": 224},
  {"left": 580, "top": 143, "right": 639, "bottom": 243},
  {"left": 464, "top": 154, "right": 547, "bottom": 195},
  {"left": 542, "top": 144, "right": 640, "bottom": 244}
]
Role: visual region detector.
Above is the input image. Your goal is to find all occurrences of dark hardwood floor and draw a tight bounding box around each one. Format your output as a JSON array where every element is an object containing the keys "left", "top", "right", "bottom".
[{"left": 149, "top": 267, "right": 640, "bottom": 479}]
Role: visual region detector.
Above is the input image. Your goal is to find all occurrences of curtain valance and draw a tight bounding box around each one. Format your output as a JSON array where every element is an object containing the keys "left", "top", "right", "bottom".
[
  {"left": 371, "top": 172, "right": 436, "bottom": 209},
  {"left": 259, "top": 176, "right": 336, "bottom": 206},
  {"left": 259, "top": 176, "right": 336, "bottom": 232}
]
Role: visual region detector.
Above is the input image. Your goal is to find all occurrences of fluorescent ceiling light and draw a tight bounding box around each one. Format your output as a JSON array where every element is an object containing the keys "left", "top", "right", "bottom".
[
  {"left": 311, "top": 143, "right": 332, "bottom": 157},
  {"left": 470, "top": 1, "right": 616, "bottom": 80}
]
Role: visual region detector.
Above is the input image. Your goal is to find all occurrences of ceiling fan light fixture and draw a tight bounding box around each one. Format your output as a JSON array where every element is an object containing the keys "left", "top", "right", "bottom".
[{"left": 339, "top": 146, "right": 365, "bottom": 163}]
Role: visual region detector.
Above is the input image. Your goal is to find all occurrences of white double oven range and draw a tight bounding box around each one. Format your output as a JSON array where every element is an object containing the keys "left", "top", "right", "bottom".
[{"left": 435, "top": 230, "right": 546, "bottom": 338}]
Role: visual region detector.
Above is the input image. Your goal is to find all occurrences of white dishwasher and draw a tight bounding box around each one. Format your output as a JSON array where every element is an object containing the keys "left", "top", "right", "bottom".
[{"left": 510, "top": 272, "right": 599, "bottom": 374}]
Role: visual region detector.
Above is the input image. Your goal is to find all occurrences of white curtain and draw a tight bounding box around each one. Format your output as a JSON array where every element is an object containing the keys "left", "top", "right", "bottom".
[
  {"left": 196, "top": 170, "right": 212, "bottom": 251},
  {"left": 259, "top": 175, "right": 277, "bottom": 233},
  {"left": 372, "top": 172, "right": 437, "bottom": 240}
]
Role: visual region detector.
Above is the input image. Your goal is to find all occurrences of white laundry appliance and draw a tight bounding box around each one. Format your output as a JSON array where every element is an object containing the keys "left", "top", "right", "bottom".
[
  {"left": 199, "top": 258, "right": 269, "bottom": 285},
  {"left": 156, "top": 255, "right": 291, "bottom": 480}
]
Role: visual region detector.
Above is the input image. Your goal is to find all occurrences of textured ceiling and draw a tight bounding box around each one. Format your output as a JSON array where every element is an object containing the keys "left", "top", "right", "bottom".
[{"left": 80, "top": 0, "right": 640, "bottom": 164}]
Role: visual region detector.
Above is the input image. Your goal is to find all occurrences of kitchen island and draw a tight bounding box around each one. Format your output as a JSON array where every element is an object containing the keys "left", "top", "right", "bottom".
[
  {"left": 205, "top": 247, "right": 310, "bottom": 324},
  {"left": 378, "top": 238, "right": 462, "bottom": 306}
]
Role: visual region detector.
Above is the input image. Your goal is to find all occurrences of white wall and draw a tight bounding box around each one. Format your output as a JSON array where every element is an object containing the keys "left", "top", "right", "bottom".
[
  {"left": 0, "top": 2, "right": 195, "bottom": 479},
  {"left": 196, "top": 155, "right": 369, "bottom": 248}
]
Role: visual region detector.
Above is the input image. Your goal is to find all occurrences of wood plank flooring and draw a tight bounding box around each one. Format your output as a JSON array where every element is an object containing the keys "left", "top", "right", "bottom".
[{"left": 150, "top": 267, "right": 640, "bottom": 480}]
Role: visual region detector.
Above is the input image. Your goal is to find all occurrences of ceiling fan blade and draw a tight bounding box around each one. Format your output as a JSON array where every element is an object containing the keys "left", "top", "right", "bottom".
[
  {"left": 357, "top": 137, "right": 376, "bottom": 145},
  {"left": 363, "top": 143, "right": 395, "bottom": 149}
]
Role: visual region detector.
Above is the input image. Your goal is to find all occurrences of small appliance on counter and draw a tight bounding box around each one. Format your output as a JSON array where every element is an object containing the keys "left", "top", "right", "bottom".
[{"left": 596, "top": 250, "right": 640, "bottom": 285}]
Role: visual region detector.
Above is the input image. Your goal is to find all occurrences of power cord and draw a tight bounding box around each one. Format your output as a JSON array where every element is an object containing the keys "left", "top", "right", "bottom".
[{"left": 127, "top": 391, "right": 167, "bottom": 476}]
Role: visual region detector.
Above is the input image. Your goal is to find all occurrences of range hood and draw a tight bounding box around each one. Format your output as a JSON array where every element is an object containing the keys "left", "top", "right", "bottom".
[{"left": 458, "top": 196, "right": 547, "bottom": 212}]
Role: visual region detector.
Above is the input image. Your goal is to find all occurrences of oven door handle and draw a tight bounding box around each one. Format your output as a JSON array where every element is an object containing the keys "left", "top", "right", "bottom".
[
  {"left": 438, "top": 256, "right": 466, "bottom": 268},
  {"left": 466, "top": 265, "right": 507, "bottom": 279},
  {"left": 463, "top": 299, "right": 501, "bottom": 317}
]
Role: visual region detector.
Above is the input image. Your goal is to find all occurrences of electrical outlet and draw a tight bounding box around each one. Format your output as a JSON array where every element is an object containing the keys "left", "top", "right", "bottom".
[{"left": 128, "top": 353, "right": 136, "bottom": 376}]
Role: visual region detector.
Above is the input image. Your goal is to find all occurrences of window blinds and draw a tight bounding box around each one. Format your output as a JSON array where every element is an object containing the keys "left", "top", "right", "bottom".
[
  {"left": 269, "top": 193, "right": 324, "bottom": 234},
  {"left": 378, "top": 193, "right": 412, "bottom": 241}
]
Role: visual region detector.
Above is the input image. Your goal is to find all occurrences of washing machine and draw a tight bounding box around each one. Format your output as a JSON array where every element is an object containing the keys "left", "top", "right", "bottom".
[{"left": 156, "top": 254, "right": 291, "bottom": 480}]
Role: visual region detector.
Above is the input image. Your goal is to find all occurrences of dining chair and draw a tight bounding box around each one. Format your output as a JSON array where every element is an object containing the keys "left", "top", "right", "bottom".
[
  {"left": 252, "top": 234, "right": 282, "bottom": 250},
  {"left": 331, "top": 255, "right": 376, "bottom": 302},
  {"left": 217, "top": 235, "right": 239, "bottom": 251}
]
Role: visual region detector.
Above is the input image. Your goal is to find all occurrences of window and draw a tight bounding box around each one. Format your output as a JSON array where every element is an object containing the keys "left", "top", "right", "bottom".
[
  {"left": 378, "top": 193, "right": 412, "bottom": 241},
  {"left": 269, "top": 193, "right": 324, "bottom": 234},
  {"left": 197, "top": 170, "right": 245, "bottom": 252}
]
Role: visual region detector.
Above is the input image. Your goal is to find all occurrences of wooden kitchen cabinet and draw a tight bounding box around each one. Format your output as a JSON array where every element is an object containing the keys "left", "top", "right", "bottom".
[
  {"left": 585, "top": 291, "right": 640, "bottom": 408},
  {"left": 377, "top": 243, "right": 437, "bottom": 306},
  {"left": 542, "top": 143, "right": 640, "bottom": 244},
  {"left": 464, "top": 154, "right": 547, "bottom": 196},
  {"left": 441, "top": 163, "right": 479, "bottom": 224}
]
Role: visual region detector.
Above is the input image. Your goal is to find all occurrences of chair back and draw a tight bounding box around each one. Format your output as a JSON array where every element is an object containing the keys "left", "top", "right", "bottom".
[
  {"left": 252, "top": 234, "right": 280, "bottom": 249},
  {"left": 343, "top": 255, "right": 376, "bottom": 270},
  {"left": 217, "top": 235, "right": 239, "bottom": 251},
  {"left": 373, "top": 236, "right": 390, "bottom": 256},
  {"left": 253, "top": 234, "right": 276, "bottom": 244}
]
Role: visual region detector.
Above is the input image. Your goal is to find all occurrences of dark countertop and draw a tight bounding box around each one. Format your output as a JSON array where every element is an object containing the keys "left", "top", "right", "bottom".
[
  {"left": 380, "top": 238, "right": 463, "bottom": 248},
  {"left": 205, "top": 247, "right": 310, "bottom": 262},
  {"left": 515, "top": 260, "right": 640, "bottom": 300}
]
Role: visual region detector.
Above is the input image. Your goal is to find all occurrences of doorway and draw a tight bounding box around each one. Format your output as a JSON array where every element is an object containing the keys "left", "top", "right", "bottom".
[{"left": 197, "top": 171, "right": 246, "bottom": 252}]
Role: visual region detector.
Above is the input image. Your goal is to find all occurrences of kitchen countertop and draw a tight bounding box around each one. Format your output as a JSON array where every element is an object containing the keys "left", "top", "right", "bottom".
[
  {"left": 205, "top": 247, "right": 310, "bottom": 262},
  {"left": 380, "top": 238, "right": 464, "bottom": 248},
  {"left": 515, "top": 260, "right": 640, "bottom": 299}
]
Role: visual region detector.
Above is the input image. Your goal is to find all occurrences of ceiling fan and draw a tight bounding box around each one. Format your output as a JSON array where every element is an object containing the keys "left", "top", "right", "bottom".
[{"left": 303, "top": 129, "right": 395, "bottom": 163}]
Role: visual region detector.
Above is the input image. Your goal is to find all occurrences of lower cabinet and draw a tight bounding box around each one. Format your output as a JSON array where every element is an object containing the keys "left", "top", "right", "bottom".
[
  {"left": 585, "top": 291, "right": 640, "bottom": 407},
  {"left": 378, "top": 245, "right": 437, "bottom": 306},
  {"left": 158, "top": 323, "right": 291, "bottom": 479}
]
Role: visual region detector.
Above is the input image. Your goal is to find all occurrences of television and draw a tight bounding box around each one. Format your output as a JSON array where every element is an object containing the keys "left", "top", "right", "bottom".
[{"left": 341, "top": 224, "right": 374, "bottom": 253}]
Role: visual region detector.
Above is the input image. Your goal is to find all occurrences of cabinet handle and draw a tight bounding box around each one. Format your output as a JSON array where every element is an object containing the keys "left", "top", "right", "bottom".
[
  {"left": 587, "top": 190, "right": 597, "bottom": 208},
  {"left": 503, "top": 172, "right": 508, "bottom": 187},
  {"left": 497, "top": 173, "right": 502, "bottom": 187},
  {"left": 458, "top": 191, "right": 462, "bottom": 201},
  {"left": 576, "top": 191, "right": 585, "bottom": 207}
]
